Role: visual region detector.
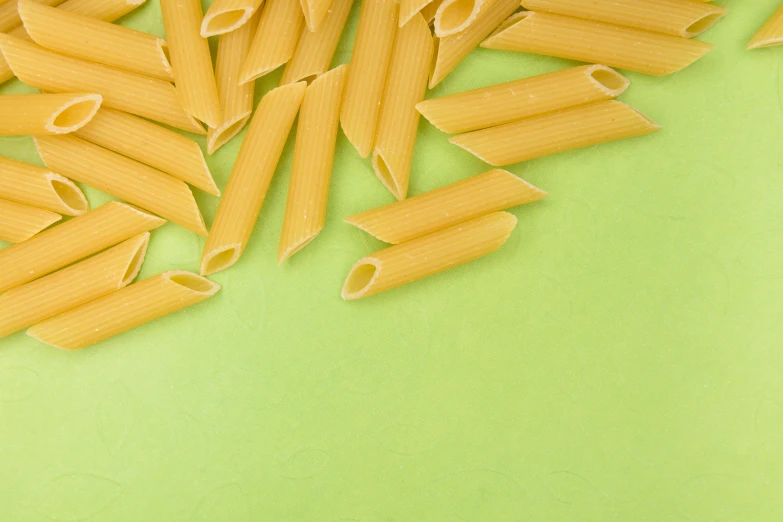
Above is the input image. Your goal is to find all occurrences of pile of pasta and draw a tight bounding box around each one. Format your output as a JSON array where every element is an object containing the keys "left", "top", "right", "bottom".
[{"left": 0, "top": 0, "right": 735, "bottom": 349}]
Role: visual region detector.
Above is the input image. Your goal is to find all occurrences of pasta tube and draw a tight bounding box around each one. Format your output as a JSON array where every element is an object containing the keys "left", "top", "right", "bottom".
[
  {"left": 0, "top": 198, "right": 61, "bottom": 243},
  {"left": 0, "top": 155, "right": 88, "bottom": 215},
  {"left": 345, "top": 169, "right": 546, "bottom": 244},
  {"left": 301, "top": 0, "right": 332, "bottom": 31},
  {"left": 420, "top": 0, "right": 445, "bottom": 25},
  {"left": 201, "top": 82, "right": 306, "bottom": 276},
  {"left": 0, "top": 0, "right": 64, "bottom": 33},
  {"left": 0, "top": 201, "right": 165, "bottom": 293},
  {"left": 35, "top": 135, "right": 207, "bottom": 235},
  {"left": 200, "top": 0, "right": 262, "bottom": 36},
  {"left": 399, "top": 0, "right": 431, "bottom": 27},
  {"left": 27, "top": 271, "right": 220, "bottom": 350},
  {"left": 278, "top": 65, "right": 346, "bottom": 263},
  {"left": 450, "top": 100, "right": 660, "bottom": 166},
  {"left": 433, "top": 0, "right": 491, "bottom": 37},
  {"left": 341, "top": 212, "right": 517, "bottom": 300},
  {"left": 748, "top": 4, "right": 783, "bottom": 49},
  {"left": 240, "top": 0, "right": 304, "bottom": 83},
  {"left": 0, "top": 233, "right": 149, "bottom": 338},
  {"left": 372, "top": 13, "right": 432, "bottom": 200},
  {"left": 0, "top": 93, "right": 102, "bottom": 136}
]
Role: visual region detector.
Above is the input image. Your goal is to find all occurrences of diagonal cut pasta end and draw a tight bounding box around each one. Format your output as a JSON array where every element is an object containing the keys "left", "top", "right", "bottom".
[
  {"left": 207, "top": 111, "right": 252, "bottom": 156},
  {"left": 201, "top": 6, "right": 255, "bottom": 37},
  {"left": 585, "top": 65, "right": 629, "bottom": 98},
  {"left": 277, "top": 227, "right": 323, "bottom": 264},
  {"left": 341, "top": 257, "right": 381, "bottom": 300},
  {"left": 480, "top": 11, "right": 529, "bottom": 49},
  {"left": 45, "top": 94, "right": 103, "bottom": 134},
  {"left": 372, "top": 150, "right": 407, "bottom": 200},
  {"left": 682, "top": 9, "right": 726, "bottom": 39},
  {"left": 433, "top": 0, "right": 484, "bottom": 37},
  {"left": 120, "top": 232, "right": 151, "bottom": 286},
  {"left": 164, "top": 270, "right": 221, "bottom": 296},
  {"left": 201, "top": 243, "right": 242, "bottom": 276},
  {"left": 45, "top": 172, "right": 89, "bottom": 216}
]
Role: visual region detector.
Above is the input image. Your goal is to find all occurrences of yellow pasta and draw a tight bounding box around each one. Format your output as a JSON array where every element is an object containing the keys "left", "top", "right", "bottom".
[
  {"left": 345, "top": 169, "right": 546, "bottom": 244},
  {"left": 450, "top": 100, "right": 660, "bottom": 166},
  {"left": 239, "top": 0, "right": 304, "bottom": 83},
  {"left": 0, "top": 0, "right": 63, "bottom": 33},
  {"left": 400, "top": 0, "right": 431, "bottom": 27},
  {"left": 160, "top": 0, "right": 222, "bottom": 128},
  {"left": 280, "top": 0, "right": 353, "bottom": 85},
  {"left": 0, "top": 93, "right": 102, "bottom": 136},
  {"left": 35, "top": 135, "right": 208, "bottom": 235},
  {"left": 520, "top": 0, "right": 726, "bottom": 38},
  {"left": 207, "top": 12, "right": 257, "bottom": 155},
  {"left": 0, "top": 201, "right": 164, "bottom": 293},
  {"left": 18, "top": 0, "right": 172, "bottom": 81},
  {"left": 74, "top": 108, "right": 219, "bottom": 196},
  {"left": 200, "top": 0, "right": 262, "bottom": 36},
  {"left": 27, "top": 271, "right": 220, "bottom": 350},
  {"left": 418, "top": 64, "right": 629, "bottom": 134},
  {"left": 201, "top": 82, "right": 306, "bottom": 276},
  {"left": 278, "top": 65, "right": 346, "bottom": 263},
  {"left": 301, "top": 0, "right": 333, "bottom": 32},
  {"left": 372, "top": 13, "right": 432, "bottom": 200},
  {"left": 420, "top": 0, "right": 445, "bottom": 25},
  {"left": 481, "top": 11, "right": 714, "bottom": 77},
  {"left": 429, "top": 0, "right": 517, "bottom": 88},
  {"left": 748, "top": 4, "right": 783, "bottom": 49},
  {"left": 340, "top": 0, "right": 398, "bottom": 158},
  {"left": 0, "top": 198, "right": 61, "bottom": 243},
  {"left": 341, "top": 211, "right": 517, "bottom": 300},
  {"left": 433, "top": 0, "right": 491, "bottom": 37},
  {"left": 0, "top": 155, "right": 88, "bottom": 215},
  {"left": 0, "top": 36, "right": 205, "bottom": 133},
  {"left": 0, "top": 233, "right": 148, "bottom": 338}
]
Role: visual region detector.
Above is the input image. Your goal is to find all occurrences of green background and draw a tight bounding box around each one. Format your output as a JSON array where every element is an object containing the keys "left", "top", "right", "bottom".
[{"left": 2, "top": 0, "right": 783, "bottom": 519}]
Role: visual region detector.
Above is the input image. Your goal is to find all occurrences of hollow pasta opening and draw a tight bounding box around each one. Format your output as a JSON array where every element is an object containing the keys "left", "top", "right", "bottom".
[
  {"left": 589, "top": 67, "right": 628, "bottom": 93},
  {"left": 685, "top": 13, "right": 723, "bottom": 37},
  {"left": 374, "top": 154, "right": 399, "bottom": 196},
  {"left": 168, "top": 273, "right": 217, "bottom": 293},
  {"left": 51, "top": 99, "right": 99, "bottom": 131},
  {"left": 437, "top": 0, "right": 478, "bottom": 33},
  {"left": 50, "top": 179, "right": 88, "bottom": 213},
  {"left": 204, "top": 9, "right": 249, "bottom": 34},
  {"left": 209, "top": 116, "right": 249, "bottom": 153},
  {"left": 202, "top": 247, "right": 238, "bottom": 275},
  {"left": 121, "top": 237, "right": 149, "bottom": 285},
  {"left": 343, "top": 262, "right": 378, "bottom": 297},
  {"left": 161, "top": 44, "right": 172, "bottom": 69}
]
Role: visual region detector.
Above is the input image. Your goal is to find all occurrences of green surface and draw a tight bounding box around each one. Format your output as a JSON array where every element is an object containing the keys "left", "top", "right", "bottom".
[{"left": 2, "top": 0, "right": 783, "bottom": 519}]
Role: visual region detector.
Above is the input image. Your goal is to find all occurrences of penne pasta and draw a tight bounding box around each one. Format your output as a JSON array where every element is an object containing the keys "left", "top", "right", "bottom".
[
  {"left": 18, "top": 0, "right": 173, "bottom": 81},
  {"left": 748, "top": 4, "right": 783, "bottom": 49},
  {"left": 201, "top": 82, "right": 306, "bottom": 276},
  {"left": 0, "top": 201, "right": 165, "bottom": 293},
  {"left": 480, "top": 11, "right": 714, "bottom": 77},
  {"left": 520, "top": 0, "right": 726, "bottom": 38},
  {"left": 0, "top": 233, "right": 149, "bottom": 338},
  {"left": 35, "top": 135, "right": 208, "bottom": 235},
  {"left": 0, "top": 35, "right": 205, "bottom": 133},
  {"left": 74, "top": 108, "right": 219, "bottom": 196},
  {"left": 280, "top": 0, "right": 353, "bottom": 85},
  {"left": 240, "top": 0, "right": 304, "bottom": 83},
  {"left": 417, "top": 64, "right": 629, "bottom": 134},
  {"left": 429, "top": 0, "right": 517, "bottom": 88},
  {"left": 340, "top": 0, "right": 398, "bottom": 158},
  {"left": 278, "top": 65, "right": 346, "bottom": 263},
  {"left": 201, "top": 0, "right": 262, "bottom": 36},
  {"left": 27, "top": 271, "right": 220, "bottom": 350},
  {"left": 341, "top": 211, "right": 517, "bottom": 300},
  {"left": 433, "top": 0, "right": 490, "bottom": 37},
  {"left": 450, "top": 100, "right": 660, "bottom": 166},
  {"left": 0, "top": 93, "right": 102, "bottom": 136},
  {"left": 207, "top": 12, "right": 257, "bottom": 155},
  {"left": 0, "top": 198, "right": 61, "bottom": 243},
  {"left": 0, "top": 155, "right": 88, "bottom": 215},
  {"left": 160, "top": 0, "right": 222, "bottom": 128},
  {"left": 300, "top": 0, "right": 331, "bottom": 31},
  {"left": 372, "top": 13, "right": 432, "bottom": 200},
  {"left": 400, "top": 0, "right": 431, "bottom": 27},
  {"left": 0, "top": 0, "right": 64, "bottom": 33},
  {"left": 345, "top": 169, "right": 546, "bottom": 244},
  {"left": 420, "top": 0, "right": 445, "bottom": 25}
]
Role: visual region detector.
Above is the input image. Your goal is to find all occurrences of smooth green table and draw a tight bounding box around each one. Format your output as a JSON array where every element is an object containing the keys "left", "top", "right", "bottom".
[{"left": 2, "top": 0, "right": 783, "bottom": 519}]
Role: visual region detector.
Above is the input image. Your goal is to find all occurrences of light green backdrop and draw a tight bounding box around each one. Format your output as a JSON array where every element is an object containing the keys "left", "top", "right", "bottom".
[{"left": 2, "top": 0, "right": 783, "bottom": 519}]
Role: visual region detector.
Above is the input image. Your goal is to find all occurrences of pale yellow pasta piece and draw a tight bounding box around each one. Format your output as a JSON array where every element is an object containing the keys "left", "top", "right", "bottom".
[
  {"left": 481, "top": 11, "right": 713, "bottom": 77},
  {"left": 300, "top": 0, "right": 332, "bottom": 31},
  {"left": 0, "top": 198, "right": 61, "bottom": 243},
  {"left": 429, "top": 0, "right": 517, "bottom": 88},
  {"left": 521, "top": 0, "right": 726, "bottom": 38},
  {"left": 450, "top": 100, "right": 660, "bottom": 166},
  {"left": 0, "top": 93, "right": 101, "bottom": 136},
  {"left": 340, "top": 0, "right": 398, "bottom": 158},
  {"left": 400, "top": 0, "right": 431, "bottom": 27},
  {"left": 346, "top": 169, "right": 545, "bottom": 244},
  {"left": 240, "top": 0, "right": 304, "bottom": 83},
  {"left": 201, "top": 82, "right": 306, "bottom": 275},
  {"left": 18, "top": 0, "right": 172, "bottom": 81},
  {"left": 0, "top": 233, "right": 148, "bottom": 338},
  {"left": 420, "top": 0, "right": 445, "bottom": 25},
  {"left": 280, "top": 0, "right": 353, "bottom": 85},
  {"left": 0, "top": 0, "right": 63, "bottom": 33},
  {"left": 418, "top": 64, "right": 629, "bottom": 134},
  {"left": 161, "top": 0, "right": 222, "bottom": 128},
  {"left": 0, "top": 35, "right": 205, "bottom": 133},
  {"left": 0, "top": 155, "right": 88, "bottom": 215},
  {"left": 342, "top": 211, "right": 517, "bottom": 300},
  {"left": 748, "top": 4, "right": 783, "bottom": 49},
  {"left": 74, "top": 108, "right": 219, "bottom": 196},
  {"left": 278, "top": 65, "right": 346, "bottom": 263},
  {"left": 433, "top": 0, "right": 493, "bottom": 37},
  {"left": 35, "top": 135, "right": 207, "bottom": 235},
  {"left": 0, "top": 201, "right": 164, "bottom": 293},
  {"left": 27, "top": 271, "right": 220, "bottom": 350},
  {"left": 373, "top": 13, "right": 432, "bottom": 200},
  {"left": 201, "top": 0, "right": 262, "bottom": 36},
  {"left": 207, "top": 12, "right": 257, "bottom": 155}
]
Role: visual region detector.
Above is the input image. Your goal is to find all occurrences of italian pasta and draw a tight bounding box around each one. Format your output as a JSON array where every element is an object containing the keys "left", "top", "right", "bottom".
[
  {"left": 240, "top": 0, "right": 304, "bottom": 83},
  {"left": 0, "top": 198, "right": 61, "bottom": 243},
  {"left": 200, "top": 0, "right": 262, "bottom": 36},
  {"left": 420, "top": 0, "right": 445, "bottom": 24},
  {"left": 748, "top": 4, "right": 783, "bottom": 49},
  {"left": 0, "top": 93, "right": 102, "bottom": 136},
  {"left": 0, "top": 155, "right": 88, "bottom": 215},
  {"left": 399, "top": 0, "right": 430, "bottom": 27},
  {"left": 433, "top": 0, "right": 489, "bottom": 37},
  {"left": 0, "top": 0, "right": 63, "bottom": 33},
  {"left": 301, "top": 0, "right": 332, "bottom": 31}
]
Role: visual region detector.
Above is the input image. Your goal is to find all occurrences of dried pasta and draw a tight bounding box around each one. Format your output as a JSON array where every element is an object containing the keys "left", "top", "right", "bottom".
[
  {"left": 420, "top": 0, "right": 445, "bottom": 24},
  {"left": 201, "top": 82, "right": 306, "bottom": 276},
  {"left": 342, "top": 212, "right": 517, "bottom": 300},
  {"left": 240, "top": 0, "right": 304, "bottom": 83},
  {"left": 399, "top": 0, "right": 430, "bottom": 27},
  {"left": 345, "top": 169, "right": 546, "bottom": 244},
  {"left": 200, "top": 0, "right": 262, "bottom": 36},
  {"left": 0, "top": 0, "right": 63, "bottom": 33},
  {"left": 0, "top": 93, "right": 102, "bottom": 136},
  {"left": 433, "top": 0, "right": 489, "bottom": 37},
  {"left": 0, "top": 155, "right": 88, "bottom": 215},
  {"left": 748, "top": 4, "right": 783, "bottom": 49},
  {"left": 27, "top": 271, "right": 220, "bottom": 350},
  {"left": 0, "top": 198, "right": 61, "bottom": 243},
  {"left": 301, "top": 0, "right": 332, "bottom": 31}
]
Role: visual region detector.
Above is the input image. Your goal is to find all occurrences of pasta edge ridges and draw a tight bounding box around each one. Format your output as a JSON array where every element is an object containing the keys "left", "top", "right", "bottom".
[{"left": 45, "top": 93, "right": 103, "bottom": 134}]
